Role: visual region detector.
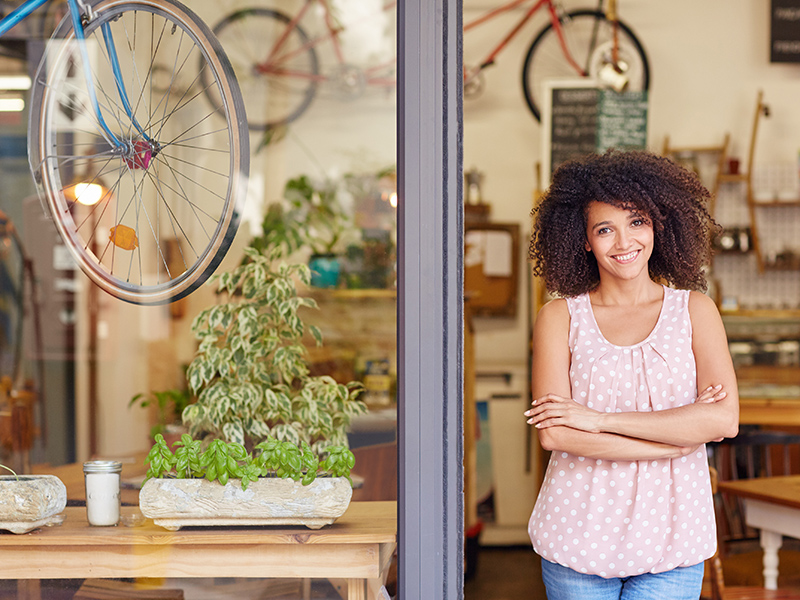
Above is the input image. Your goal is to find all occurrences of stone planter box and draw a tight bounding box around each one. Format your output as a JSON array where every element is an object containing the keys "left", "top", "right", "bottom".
[
  {"left": 139, "top": 476, "right": 352, "bottom": 530},
  {"left": 0, "top": 475, "right": 67, "bottom": 534}
]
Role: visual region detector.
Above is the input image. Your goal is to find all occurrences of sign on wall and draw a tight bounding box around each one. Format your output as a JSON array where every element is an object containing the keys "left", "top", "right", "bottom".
[
  {"left": 541, "top": 80, "right": 649, "bottom": 185},
  {"left": 771, "top": 0, "right": 800, "bottom": 62}
]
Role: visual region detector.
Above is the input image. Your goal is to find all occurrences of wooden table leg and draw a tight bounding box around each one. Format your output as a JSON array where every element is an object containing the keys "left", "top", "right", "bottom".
[
  {"left": 17, "top": 579, "right": 41, "bottom": 600},
  {"left": 760, "top": 528, "right": 783, "bottom": 590},
  {"left": 347, "top": 578, "right": 366, "bottom": 600}
]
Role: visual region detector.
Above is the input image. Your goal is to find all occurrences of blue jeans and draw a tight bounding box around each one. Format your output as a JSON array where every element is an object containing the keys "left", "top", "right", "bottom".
[{"left": 540, "top": 558, "right": 704, "bottom": 600}]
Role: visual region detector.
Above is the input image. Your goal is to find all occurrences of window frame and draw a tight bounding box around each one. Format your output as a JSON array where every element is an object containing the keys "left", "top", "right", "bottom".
[{"left": 397, "top": 0, "right": 464, "bottom": 597}]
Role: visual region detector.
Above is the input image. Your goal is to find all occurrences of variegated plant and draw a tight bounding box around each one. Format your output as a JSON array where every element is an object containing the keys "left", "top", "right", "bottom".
[{"left": 182, "top": 246, "right": 367, "bottom": 454}]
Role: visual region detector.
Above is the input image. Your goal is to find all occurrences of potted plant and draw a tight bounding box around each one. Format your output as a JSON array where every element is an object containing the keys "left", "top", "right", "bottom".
[
  {"left": 138, "top": 244, "right": 367, "bottom": 529},
  {"left": 0, "top": 463, "right": 66, "bottom": 534},
  {"left": 251, "top": 175, "right": 359, "bottom": 288},
  {"left": 139, "top": 433, "right": 355, "bottom": 530},
  {"left": 128, "top": 387, "right": 194, "bottom": 444}
]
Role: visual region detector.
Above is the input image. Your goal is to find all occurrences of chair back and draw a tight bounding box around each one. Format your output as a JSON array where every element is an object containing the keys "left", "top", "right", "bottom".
[
  {"left": 708, "top": 429, "right": 800, "bottom": 555},
  {"left": 350, "top": 442, "right": 397, "bottom": 502}
]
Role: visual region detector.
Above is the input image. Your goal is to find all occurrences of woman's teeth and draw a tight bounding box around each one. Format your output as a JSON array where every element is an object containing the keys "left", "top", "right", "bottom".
[{"left": 614, "top": 250, "right": 638, "bottom": 262}]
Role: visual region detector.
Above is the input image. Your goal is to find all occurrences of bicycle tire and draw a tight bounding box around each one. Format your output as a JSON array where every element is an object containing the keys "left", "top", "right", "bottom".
[
  {"left": 28, "top": 0, "right": 249, "bottom": 305},
  {"left": 205, "top": 8, "right": 319, "bottom": 132},
  {"left": 521, "top": 10, "right": 650, "bottom": 122}
]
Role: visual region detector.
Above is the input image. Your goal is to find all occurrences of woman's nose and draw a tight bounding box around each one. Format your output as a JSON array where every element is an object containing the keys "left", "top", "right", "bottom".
[{"left": 615, "top": 230, "right": 630, "bottom": 248}]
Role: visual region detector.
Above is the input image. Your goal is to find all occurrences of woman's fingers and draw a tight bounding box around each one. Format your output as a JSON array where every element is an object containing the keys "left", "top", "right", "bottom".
[
  {"left": 524, "top": 394, "right": 601, "bottom": 433},
  {"left": 697, "top": 384, "right": 726, "bottom": 404}
]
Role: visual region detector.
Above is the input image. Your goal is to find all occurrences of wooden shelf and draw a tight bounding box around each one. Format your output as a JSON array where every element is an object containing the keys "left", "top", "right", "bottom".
[
  {"left": 754, "top": 200, "right": 800, "bottom": 207},
  {"left": 722, "top": 309, "right": 800, "bottom": 319},
  {"left": 309, "top": 288, "right": 396, "bottom": 300},
  {"left": 717, "top": 173, "right": 749, "bottom": 183},
  {"left": 763, "top": 264, "right": 800, "bottom": 272}
]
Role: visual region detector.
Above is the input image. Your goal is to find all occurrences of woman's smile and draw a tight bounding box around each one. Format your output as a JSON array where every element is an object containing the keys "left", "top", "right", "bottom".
[{"left": 612, "top": 249, "right": 641, "bottom": 263}]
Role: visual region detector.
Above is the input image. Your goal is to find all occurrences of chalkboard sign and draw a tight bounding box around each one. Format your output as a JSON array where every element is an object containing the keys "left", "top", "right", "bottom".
[
  {"left": 549, "top": 86, "right": 599, "bottom": 179},
  {"left": 596, "top": 90, "right": 648, "bottom": 151},
  {"left": 541, "top": 80, "right": 649, "bottom": 184},
  {"left": 771, "top": 0, "right": 800, "bottom": 63}
]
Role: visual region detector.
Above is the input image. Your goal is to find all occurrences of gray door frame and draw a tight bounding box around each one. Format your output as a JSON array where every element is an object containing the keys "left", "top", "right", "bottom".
[{"left": 398, "top": 0, "right": 464, "bottom": 597}]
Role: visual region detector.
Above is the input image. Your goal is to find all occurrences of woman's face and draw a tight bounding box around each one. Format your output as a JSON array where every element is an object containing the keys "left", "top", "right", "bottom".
[{"left": 584, "top": 201, "right": 654, "bottom": 283}]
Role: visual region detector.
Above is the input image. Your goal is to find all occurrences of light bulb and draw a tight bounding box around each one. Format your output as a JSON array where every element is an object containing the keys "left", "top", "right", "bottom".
[{"left": 75, "top": 182, "right": 104, "bottom": 206}]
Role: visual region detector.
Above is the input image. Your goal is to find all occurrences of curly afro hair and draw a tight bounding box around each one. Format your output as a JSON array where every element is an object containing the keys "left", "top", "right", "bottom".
[{"left": 529, "top": 150, "right": 719, "bottom": 297}]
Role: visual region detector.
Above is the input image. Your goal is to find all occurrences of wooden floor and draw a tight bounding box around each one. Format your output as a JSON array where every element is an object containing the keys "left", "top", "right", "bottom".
[
  {"left": 464, "top": 543, "right": 800, "bottom": 600},
  {"left": 464, "top": 545, "right": 547, "bottom": 600}
]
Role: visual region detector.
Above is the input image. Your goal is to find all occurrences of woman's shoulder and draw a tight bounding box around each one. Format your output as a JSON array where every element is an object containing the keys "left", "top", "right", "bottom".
[
  {"left": 538, "top": 297, "right": 569, "bottom": 318},
  {"left": 687, "top": 290, "right": 718, "bottom": 312},
  {"left": 535, "top": 297, "right": 571, "bottom": 329},
  {"left": 687, "top": 290, "right": 724, "bottom": 328}
]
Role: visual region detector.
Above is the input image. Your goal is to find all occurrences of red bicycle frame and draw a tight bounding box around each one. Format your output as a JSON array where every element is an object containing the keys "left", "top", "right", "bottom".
[
  {"left": 260, "top": 0, "right": 397, "bottom": 87},
  {"left": 464, "top": 0, "right": 586, "bottom": 79}
]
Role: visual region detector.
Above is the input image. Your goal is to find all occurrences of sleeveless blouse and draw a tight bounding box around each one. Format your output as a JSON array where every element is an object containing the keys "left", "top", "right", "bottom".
[{"left": 528, "top": 286, "right": 716, "bottom": 578}]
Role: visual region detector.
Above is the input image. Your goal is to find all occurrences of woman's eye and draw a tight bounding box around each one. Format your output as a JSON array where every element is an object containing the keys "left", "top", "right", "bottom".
[
  {"left": 597, "top": 227, "right": 611, "bottom": 235},
  {"left": 631, "top": 219, "right": 644, "bottom": 227}
]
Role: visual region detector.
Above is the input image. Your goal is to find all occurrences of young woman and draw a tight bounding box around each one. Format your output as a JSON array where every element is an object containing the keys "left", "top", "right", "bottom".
[{"left": 524, "top": 150, "right": 739, "bottom": 599}]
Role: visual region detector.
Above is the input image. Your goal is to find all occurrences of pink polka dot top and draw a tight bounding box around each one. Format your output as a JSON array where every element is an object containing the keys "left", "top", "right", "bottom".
[{"left": 528, "top": 285, "right": 716, "bottom": 578}]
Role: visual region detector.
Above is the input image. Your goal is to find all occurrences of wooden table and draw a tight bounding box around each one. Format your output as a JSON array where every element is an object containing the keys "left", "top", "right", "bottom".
[
  {"left": 738, "top": 399, "right": 800, "bottom": 428},
  {"left": 718, "top": 476, "right": 800, "bottom": 590},
  {"left": 2, "top": 502, "right": 396, "bottom": 600}
]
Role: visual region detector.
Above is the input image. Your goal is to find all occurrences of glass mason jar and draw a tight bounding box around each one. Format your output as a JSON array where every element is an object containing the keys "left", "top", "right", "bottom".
[{"left": 83, "top": 460, "right": 122, "bottom": 526}]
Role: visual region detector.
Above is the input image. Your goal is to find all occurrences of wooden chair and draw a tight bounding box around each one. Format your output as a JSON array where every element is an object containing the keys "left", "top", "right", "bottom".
[
  {"left": 73, "top": 579, "right": 184, "bottom": 599},
  {"left": 708, "top": 429, "right": 800, "bottom": 558},
  {"left": 705, "top": 466, "right": 800, "bottom": 600},
  {"left": 704, "top": 427, "right": 800, "bottom": 599},
  {"left": 348, "top": 441, "right": 397, "bottom": 597},
  {"left": 350, "top": 441, "right": 397, "bottom": 502}
]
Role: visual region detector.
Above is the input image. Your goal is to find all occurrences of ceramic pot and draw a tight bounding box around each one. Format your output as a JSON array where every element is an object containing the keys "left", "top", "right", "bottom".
[
  {"left": 308, "top": 254, "right": 340, "bottom": 288},
  {"left": 139, "top": 476, "right": 352, "bottom": 530}
]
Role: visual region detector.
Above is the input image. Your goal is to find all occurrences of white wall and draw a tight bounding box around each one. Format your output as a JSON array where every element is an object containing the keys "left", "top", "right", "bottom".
[
  {"left": 85, "top": 0, "right": 397, "bottom": 459},
  {"left": 81, "top": 1, "right": 800, "bottom": 459},
  {"left": 464, "top": 0, "right": 800, "bottom": 369}
]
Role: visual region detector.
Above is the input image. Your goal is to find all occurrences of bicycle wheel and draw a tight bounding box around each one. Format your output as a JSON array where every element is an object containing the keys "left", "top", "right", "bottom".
[
  {"left": 205, "top": 8, "right": 319, "bottom": 132},
  {"left": 28, "top": 0, "right": 249, "bottom": 305},
  {"left": 521, "top": 10, "right": 650, "bottom": 122}
]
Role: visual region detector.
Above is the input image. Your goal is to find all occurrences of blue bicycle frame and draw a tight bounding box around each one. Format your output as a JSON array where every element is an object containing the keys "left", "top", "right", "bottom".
[{"left": 0, "top": 0, "right": 149, "bottom": 150}]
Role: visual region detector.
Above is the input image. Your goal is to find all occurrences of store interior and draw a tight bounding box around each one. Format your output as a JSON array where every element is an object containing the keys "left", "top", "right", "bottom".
[
  {"left": 462, "top": 0, "right": 800, "bottom": 597},
  {"left": 0, "top": 0, "right": 799, "bottom": 597}
]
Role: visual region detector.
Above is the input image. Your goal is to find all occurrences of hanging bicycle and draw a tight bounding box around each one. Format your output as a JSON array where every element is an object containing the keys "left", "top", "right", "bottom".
[
  {"left": 204, "top": 0, "right": 648, "bottom": 131},
  {"left": 3, "top": 0, "right": 249, "bottom": 305}
]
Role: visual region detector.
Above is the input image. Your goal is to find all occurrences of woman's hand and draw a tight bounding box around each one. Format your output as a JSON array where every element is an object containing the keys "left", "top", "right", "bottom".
[
  {"left": 697, "top": 384, "right": 727, "bottom": 404},
  {"left": 696, "top": 384, "right": 728, "bottom": 441},
  {"left": 524, "top": 393, "right": 603, "bottom": 433}
]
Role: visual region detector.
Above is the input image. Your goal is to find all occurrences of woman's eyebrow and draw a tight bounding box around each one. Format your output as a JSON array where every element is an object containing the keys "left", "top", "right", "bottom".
[{"left": 590, "top": 220, "right": 612, "bottom": 231}]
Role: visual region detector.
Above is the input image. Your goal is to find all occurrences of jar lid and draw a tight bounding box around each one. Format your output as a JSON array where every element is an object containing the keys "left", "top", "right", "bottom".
[{"left": 83, "top": 460, "right": 122, "bottom": 474}]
